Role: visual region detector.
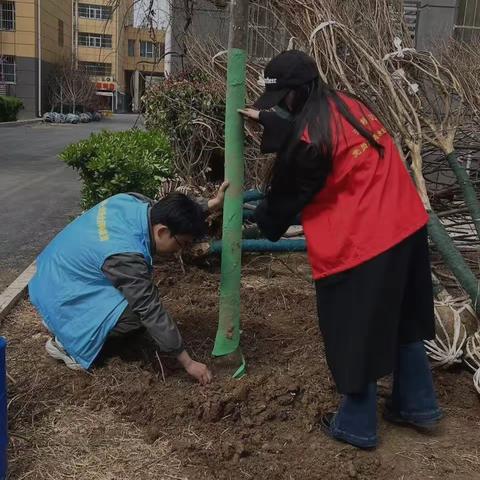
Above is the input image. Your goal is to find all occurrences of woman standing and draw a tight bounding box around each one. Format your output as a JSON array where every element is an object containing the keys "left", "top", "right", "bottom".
[{"left": 240, "top": 50, "right": 442, "bottom": 449}]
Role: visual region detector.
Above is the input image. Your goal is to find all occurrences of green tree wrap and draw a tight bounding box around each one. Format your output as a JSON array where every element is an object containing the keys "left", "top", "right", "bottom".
[
  {"left": 428, "top": 212, "right": 480, "bottom": 313},
  {"left": 212, "top": 48, "right": 247, "bottom": 358},
  {"left": 446, "top": 151, "right": 480, "bottom": 239}
]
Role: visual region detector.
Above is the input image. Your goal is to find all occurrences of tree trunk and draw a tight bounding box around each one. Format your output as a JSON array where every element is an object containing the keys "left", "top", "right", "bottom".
[{"left": 212, "top": 0, "right": 249, "bottom": 379}]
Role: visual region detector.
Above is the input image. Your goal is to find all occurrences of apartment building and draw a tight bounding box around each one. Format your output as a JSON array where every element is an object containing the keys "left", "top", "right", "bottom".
[
  {"left": 73, "top": 0, "right": 165, "bottom": 112},
  {"left": 0, "top": 0, "right": 72, "bottom": 118},
  {"left": 0, "top": 0, "right": 164, "bottom": 118},
  {"left": 124, "top": 26, "right": 166, "bottom": 112}
]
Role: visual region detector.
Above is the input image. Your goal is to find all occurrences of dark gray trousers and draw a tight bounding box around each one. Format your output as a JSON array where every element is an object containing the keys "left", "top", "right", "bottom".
[{"left": 108, "top": 306, "right": 143, "bottom": 339}]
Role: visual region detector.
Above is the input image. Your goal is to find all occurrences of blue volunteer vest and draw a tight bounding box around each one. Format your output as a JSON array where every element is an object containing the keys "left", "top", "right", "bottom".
[{"left": 29, "top": 194, "right": 153, "bottom": 368}]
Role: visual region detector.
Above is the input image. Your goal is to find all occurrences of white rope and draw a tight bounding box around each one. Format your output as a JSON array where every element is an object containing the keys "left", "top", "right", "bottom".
[
  {"left": 424, "top": 299, "right": 468, "bottom": 367},
  {"left": 383, "top": 37, "right": 416, "bottom": 61},
  {"left": 473, "top": 367, "right": 480, "bottom": 395},
  {"left": 309, "top": 21, "right": 337, "bottom": 44},
  {"left": 465, "top": 330, "right": 480, "bottom": 372},
  {"left": 211, "top": 50, "right": 228, "bottom": 64},
  {"left": 463, "top": 301, "right": 477, "bottom": 319},
  {"left": 391, "top": 68, "right": 419, "bottom": 95}
]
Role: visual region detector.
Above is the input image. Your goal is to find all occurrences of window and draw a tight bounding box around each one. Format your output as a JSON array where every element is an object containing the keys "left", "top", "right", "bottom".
[
  {"left": 140, "top": 41, "right": 164, "bottom": 58},
  {"left": 0, "top": 55, "right": 15, "bottom": 83},
  {"left": 126, "top": 11, "right": 134, "bottom": 26},
  {"left": 78, "top": 61, "right": 111, "bottom": 77},
  {"left": 455, "top": 0, "right": 480, "bottom": 42},
  {"left": 58, "top": 19, "right": 64, "bottom": 47},
  {"left": 78, "top": 3, "right": 112, "bottom": 20},
  {"left": 78, "top": 32, "right": 112, "bottom": 48},
  {"left": 248, "top": 2, "right": 287, "bottom": 61},
  {"left": 140, "top": 41, "right": 154, "bottom": 58},
  {"left": 128, "top": 39, "right": 135, "bottom": 57},
  {"left": 0, "top": 1, "right": 15, "bottom": 31}
]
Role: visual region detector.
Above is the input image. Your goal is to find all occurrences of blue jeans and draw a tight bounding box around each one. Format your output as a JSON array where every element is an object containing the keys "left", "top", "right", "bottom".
[{"left": 330, "top": 341, "right": 442, "bottom": 448}]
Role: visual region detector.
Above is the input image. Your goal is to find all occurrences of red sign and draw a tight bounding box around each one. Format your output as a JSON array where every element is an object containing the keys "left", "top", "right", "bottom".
[{"left": 95, "top": 82, "right": 115, "bottom": 91}]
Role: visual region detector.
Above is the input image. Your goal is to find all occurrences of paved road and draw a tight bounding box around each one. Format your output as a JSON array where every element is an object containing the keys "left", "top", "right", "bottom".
[{"left": 0, "top": 114, "right": 141, "bottom": 291}]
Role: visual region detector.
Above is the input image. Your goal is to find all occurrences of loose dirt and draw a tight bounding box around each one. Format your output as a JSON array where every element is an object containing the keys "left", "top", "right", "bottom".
[{"left": 4, "top": 254, "right": 480, "bottom": 479}]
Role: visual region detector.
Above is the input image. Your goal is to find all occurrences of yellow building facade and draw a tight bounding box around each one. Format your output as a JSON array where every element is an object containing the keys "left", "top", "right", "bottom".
[
  {"left": 0, "top": 0, "right": 73, "bottom": 118},
  {"left": 73, "top": 0, "right": 164, "bottom": 112},
  {"left": 0, "top": 0, "right": 164, "bottom": 117}
]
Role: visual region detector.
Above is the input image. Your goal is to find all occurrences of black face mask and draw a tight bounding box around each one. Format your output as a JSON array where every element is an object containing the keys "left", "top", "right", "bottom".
[{"left": 259, "top": 106, "right": 295, "bottom": 154}]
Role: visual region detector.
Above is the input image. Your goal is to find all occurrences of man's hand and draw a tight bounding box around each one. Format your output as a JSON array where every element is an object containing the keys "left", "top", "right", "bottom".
[
  {"left": 185, "top": 360, "right": 213, "bottom": 385},
  {"left": 238, "top": 108, "right": 260, "bottom": 121},
  {"left": 207, "top": 181, "right": 229, "bottom": 212},
  {"left": 177, "top": 350, "right": 213, "bottom": 385}
]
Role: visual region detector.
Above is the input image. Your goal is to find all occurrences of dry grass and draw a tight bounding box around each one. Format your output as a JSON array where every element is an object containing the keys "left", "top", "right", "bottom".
[
  {"left": 10, "top": 405, "right": 185, "bottom": 480},
  {"left": 5, "top": 303, "right": 188, "bottom": 480}
]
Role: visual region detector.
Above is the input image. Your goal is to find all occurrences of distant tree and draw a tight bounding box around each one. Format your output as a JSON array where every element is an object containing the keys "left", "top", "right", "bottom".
[{"left": 48, "top": 61, "right": 97, "bottom": 114}]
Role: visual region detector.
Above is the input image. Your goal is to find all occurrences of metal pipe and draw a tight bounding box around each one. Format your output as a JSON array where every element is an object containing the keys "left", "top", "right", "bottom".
[
  {"left": 210, "top": 239, "right": 306, "bottom": 254},
  {"left": 242, "top": 208, "right": 302, "bottom": 226},
  {"left": 37, "top": 0, "right": 42, "bottom": 117},
  {"left": 74, "top": 0, "right": 79, "bottom": 68},
  {"left": 164, "top": 0, "right": 173, "bottom": 77},
  {"left": 243, "top": 189, "right": 264, "bottom": 202}
]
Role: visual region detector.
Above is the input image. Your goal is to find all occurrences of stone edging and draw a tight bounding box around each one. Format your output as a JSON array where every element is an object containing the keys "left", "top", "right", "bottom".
[
  {"left": 0, "top": 262, "right": 36, "bottom": 321},
  {"left": 0, "top": 118, "right": 43, "bottom": 128}
]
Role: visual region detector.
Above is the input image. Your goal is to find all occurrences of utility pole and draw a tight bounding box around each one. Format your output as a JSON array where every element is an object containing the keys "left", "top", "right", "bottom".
[
  {"left": 212, "top": 0, "right": 249, "bottom": 379},
  {"left": 72, "top": 0, "right": 79, "bottom": 69},
  {"left": 164, "top": 1, "right": 173, "bottom": 77}
]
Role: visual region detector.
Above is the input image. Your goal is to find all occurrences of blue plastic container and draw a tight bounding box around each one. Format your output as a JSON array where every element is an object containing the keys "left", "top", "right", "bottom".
[{"left": 0, "top": 337, "right": 7, "bottom": 480}]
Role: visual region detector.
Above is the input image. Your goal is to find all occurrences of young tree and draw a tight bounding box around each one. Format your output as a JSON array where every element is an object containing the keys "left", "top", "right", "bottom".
[{"left": 48, "top": 61, "right": 97, "bottom": 114}]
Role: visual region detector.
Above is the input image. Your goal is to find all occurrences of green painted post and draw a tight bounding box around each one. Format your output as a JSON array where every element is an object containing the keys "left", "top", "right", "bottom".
[{"left": 212, "top": 0, "right": 249, "bottom": 378}]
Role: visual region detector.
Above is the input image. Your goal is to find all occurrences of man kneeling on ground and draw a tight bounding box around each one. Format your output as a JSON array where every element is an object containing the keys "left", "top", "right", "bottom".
[{"left": 29, "top": 184, "right": 228, "bottom": 385}]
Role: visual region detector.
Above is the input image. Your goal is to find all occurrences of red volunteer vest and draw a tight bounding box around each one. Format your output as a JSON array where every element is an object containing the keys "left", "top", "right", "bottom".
[{"left": 301, "top": 95, "right": 428, "bottom": 279}]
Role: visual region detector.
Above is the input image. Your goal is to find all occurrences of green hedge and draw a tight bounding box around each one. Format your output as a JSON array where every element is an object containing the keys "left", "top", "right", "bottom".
[
  {"left": 61, "top": 129, "right": 173, "bottom": 209},
  {"left": 0, "top": 96, "right": 23, "bottom": 122}
]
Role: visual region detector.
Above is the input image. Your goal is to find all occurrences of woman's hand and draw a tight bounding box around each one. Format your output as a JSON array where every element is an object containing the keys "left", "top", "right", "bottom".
[{"left": 238, "top": 108, "right": 260, "bottom": 121}]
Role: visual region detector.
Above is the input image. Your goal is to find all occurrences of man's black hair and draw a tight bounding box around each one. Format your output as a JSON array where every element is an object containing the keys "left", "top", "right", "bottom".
[{"left": 151, "top": 192, "right": 207, "bottom": 240}]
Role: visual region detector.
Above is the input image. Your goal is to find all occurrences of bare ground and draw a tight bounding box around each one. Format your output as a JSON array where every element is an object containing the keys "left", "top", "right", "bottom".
[{"left": 3, "top": 254, "right": 480, "bottom": 480}]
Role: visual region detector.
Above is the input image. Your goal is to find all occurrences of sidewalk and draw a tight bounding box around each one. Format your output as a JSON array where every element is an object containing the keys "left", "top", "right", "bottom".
[{"left": 0, "top": 118, "right": 43, "bottom": 128}]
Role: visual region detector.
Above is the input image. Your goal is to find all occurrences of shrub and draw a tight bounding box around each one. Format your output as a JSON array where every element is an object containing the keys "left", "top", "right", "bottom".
[
  {"left": 0, "top": 96, "right": 23, "bottom": 122},
  {"left": 142, "top": 69, "right": 268, "bottom": 188},
  {"left": 60, "top": 129, "right": 173, "bottom": 209},
  {"left": 143, "top": 70, "right": 226, "bottom": 183}
]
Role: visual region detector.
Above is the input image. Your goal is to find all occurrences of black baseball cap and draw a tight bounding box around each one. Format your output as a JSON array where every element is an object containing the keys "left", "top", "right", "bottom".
[{"left": 254, "top": 50, "right": 319, "bottom": 110}]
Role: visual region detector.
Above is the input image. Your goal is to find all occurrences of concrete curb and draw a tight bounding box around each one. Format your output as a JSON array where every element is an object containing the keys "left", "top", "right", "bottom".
[
  {"left": 0, "top": 118, "right": 43, "bottom": 128},
  {"left": 0, "top": 262, "right": 36, "bottom": 321}
]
